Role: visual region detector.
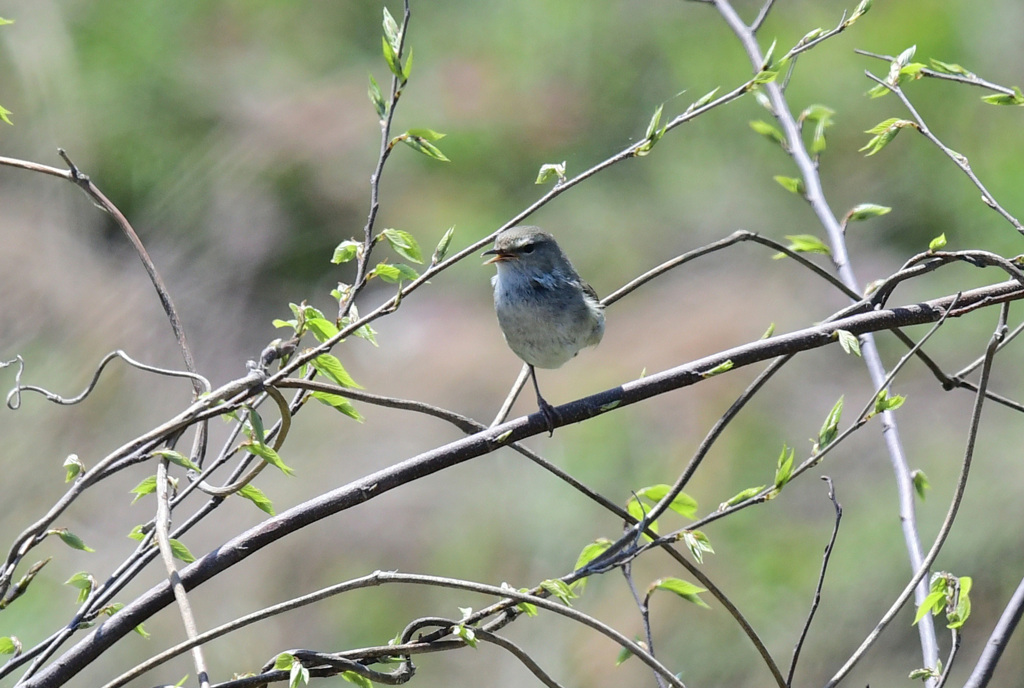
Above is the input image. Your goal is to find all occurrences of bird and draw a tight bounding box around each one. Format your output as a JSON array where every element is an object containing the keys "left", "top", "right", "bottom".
[{"left": 483, "top": 226, "right": 605, "bottom": 434}]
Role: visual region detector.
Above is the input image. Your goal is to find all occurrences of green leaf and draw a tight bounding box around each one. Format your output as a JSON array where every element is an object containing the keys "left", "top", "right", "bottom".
[
  {"left": 845, "top": 203, "right": 892, "bottom": 222},
  {"left": 311, "top": 353, "right": 362, "bottom": 388},
  {"left": 720, "top": 485, "right": 766, "bottom": 509},
  {"left": 774, "top": 445, "right": 794, "bottom": 489},
  {"left": 928, "top": 233, "right": 947, "bottom": 251},
  {"left": 405, "top": 127, "right": 444, "bottom": 142},
  {"left": 401, "top": 46, "right": 414, "bottom": 83},
  {"left": 626, "top": 497, "right": 657, "bottom": 536},
  {"left": 275, "top": 652, "right": 296, "bottom": 670},
  {"left": 636, "top": 484, "right": 698, "bottom": 518},
  {"left": 247, "top": 407, "right": 266, "bottom": 444},
  {"left": 682, "top": 530, "right": 714, "bottom": 564},
  {"left": 238, "top": 484, "right": 275, "bottom": 515},
  {"left": 399, "top": 133, "right": 450, "bottom": 161},
  {"left": 432, "top": 226, "right": 455, "bottom": 264},
  {"left": 703, "top": 359, "right": 733, "bottom": 377},
  {"left": 914, "top": 589, "right": 947, "bottom": 625},
  {"left": 535, "top": 161, "right": 567, "bottom": 185},
  {"left": 909, "top": 666, "right": 941, "bottom": 681},
  {"left": 169, "top": 539, "right": 196, "bottom": 563},
  {"left": 796, "top": 27, "right": 824, "bottom": 46},
  {"left": 875, "top": 389, "right": 906, "bottom": 414},
  {"left": 369, "top": 262, "right": 420, "bottom": 284},
  {"left": 341, "top": 671, "right": 374, "bottom": 688},
  {"left": 860, "top": 118, "right": 913, "bottom": 155},
  {"left": 381, "top": 228, "right": 424, "bottom": 264},
  {"left": 56, "top": 529, "right": 95, "bottom": 553},
  {"left": 382, "top": 7, "right": 401, "bottom": 54},
  {"left": 761, "top": 38, "right": 778, "bottom": 70},
  {"left": 0, "top": 18, "right": 15, "bottom": 26},
  {"left": 848, "top": 0, "right": 871, "bottom": 22},
  {"left": 539, "top": 578, "right": 577, "bottom": 606},
  {"left": 929, "top": 58, "right": 973, "bottom": 76},
  {"left": 636, "top": 104, "right": 666, "bottom": 156},
  {"left": 818, "top": 396, "right": 844, "bottom": 450},
  {"left": 750, "top": 119, "right": 785, "bottom": 146},
  {"left": 780, "top": 234, "right": 830, "bottom": 256},
  {"left": 650, "top": 577, "right": 710, "bottom": 608},
  {"left": 948, "top": 576, "right": 972, "bottom": 629},
  {"left": 127, "top": 524, "right": 147, "bottom": 542},
  {"left": 836, "top": 329, "right": 861, "bottom": 356},
  {"left": 454, "top": 623, "right": 478, "bottom": 648},
  {"left": 338, "top": 304, "right": 378, "bottom": 347},
  {"left": 615, "top": 641, "right": 638, "bottom": 666},
  {"left": 753, "top": 68, "right": 778, "bottom": 84},
  {"left": 981, "top": 86, "right": 1024, "bottom": 106},
  {"left": 368, "top": 74, "right": 387, "bottom": 119},
  {"left": 153, "top": 449, "right": 201, "bottom": 472},
  {"left": 688, "top": 86, "right": 720, "bottom": 111},
  {"left": 64, "top": 454, "right": 83, "bottom": 483},
  {"left": 290, "top": 659, "right": 310, "bottom": 688},
  {"left": 306, "top": 317, "right": 340, "bottom": 343},
  {"left": 574, "top": 539, "right": 613, "bottom": 571},
  {"left": 382, "top": 35, "right": 402, "bottom": 80},
  {"left": 501, "top": 583, "right": 539, "bottom": 616},
  {"left": 312, "top": 391, "right": 365, "bottom": 422},
  {"left": 773, "top": 175, "right": 805, "bottom": 195},
  {"left": 331, "top": 240, "right": 362, "bottom": 264},
  {"left": 130, "top": 476, "right": 158, "bottom": 504},
  {"left": 65, "top": 571, "right": 95, "bottom": 603},
  {"left": 645, "top": 103, "right": 664, "bottom": 139},
  {"left": 0, "top": 636, "right": 21, "bottom": 655},
  {"left": 0, "top": 105, "right": 12, "bottom": 126},
  {"left": 802, "top": 105, "right": 835, "bottom": 155},
  {"left": 911, "top": 469, "right": 930, "bottom": 500},
  {"left": 760, "top": 323, "right": 775, "bottom": 339},
  {"left": 244, "top": 441, "right": 294, "bottom": 477}
]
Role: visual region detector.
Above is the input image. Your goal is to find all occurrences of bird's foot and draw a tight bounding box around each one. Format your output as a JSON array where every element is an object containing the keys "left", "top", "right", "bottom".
[{"left": 537, "top": 397, "right": 559, "bottom": 436}]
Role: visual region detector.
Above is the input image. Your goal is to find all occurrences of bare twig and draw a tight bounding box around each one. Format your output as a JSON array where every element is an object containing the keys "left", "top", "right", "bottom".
[
  {"left": 154, "top": 457, "right": 211, "bottom": 688},
  {"left": 787, "top": 477, "right": 842, "bottom": 685},
  {"left": 963, "top": 573, "right": 1024, "bottom": 688}
]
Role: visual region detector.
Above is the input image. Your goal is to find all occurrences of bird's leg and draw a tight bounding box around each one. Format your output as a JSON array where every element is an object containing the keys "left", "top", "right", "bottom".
[{"left": 528, "top": 365, "right": 558, "bottom": 436}]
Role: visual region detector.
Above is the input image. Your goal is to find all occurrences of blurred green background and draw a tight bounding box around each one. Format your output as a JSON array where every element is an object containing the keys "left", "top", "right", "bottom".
[{"left": 2, "top": 0, "right": 1024, "bottom": 686}]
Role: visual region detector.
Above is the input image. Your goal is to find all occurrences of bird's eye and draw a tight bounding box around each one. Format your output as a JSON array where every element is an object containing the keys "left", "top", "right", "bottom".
[{"left": 520, "top": 244, "right": 535, "bottom": 254}]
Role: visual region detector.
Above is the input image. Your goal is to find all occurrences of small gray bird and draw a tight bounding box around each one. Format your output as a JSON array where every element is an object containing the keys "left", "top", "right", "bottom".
[{"left": 484, "top": 226, "right": 605, "bottom": 433}]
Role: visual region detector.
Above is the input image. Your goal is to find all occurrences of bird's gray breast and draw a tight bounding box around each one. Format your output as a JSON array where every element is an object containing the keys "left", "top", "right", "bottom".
[{"left": 492, "top": 268, "right": 604, "bottom": 369}]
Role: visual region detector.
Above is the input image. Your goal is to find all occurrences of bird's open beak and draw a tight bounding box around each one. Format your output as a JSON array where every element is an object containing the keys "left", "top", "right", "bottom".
[{"left": 482, "top": 249, "right": 513, "bottom": 265}]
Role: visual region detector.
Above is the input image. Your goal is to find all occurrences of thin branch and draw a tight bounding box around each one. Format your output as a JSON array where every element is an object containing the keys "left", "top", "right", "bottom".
[
  {"left": 787, "top": 477, "right": 842, "bottom": 685},
  {"left": 863, "top": 71, "right": 1024, "bottom": 233},
  {"left": 855, "top": 49, "right": 1018, "bottom": 95},
  {"left": 963, "top": 572, "right": 1024, "bottom": 688},
  {"left": 103, "top": 571, "right": 683, "bottom": 688},
  {"left": 471, "top": 627, "right": 565, "bottom": 688},
  {"left": 934, "top": 629, "right": 960, "bottom": 688},
  {"left": 6, "top": 349, "right": 209, "bottom": 411},
  {"left": 57, "top": 149, "right": 203, "bottom": 395},
  {"left": 825, "top": 304, "right": 1007, "bottom": 687},
  {"left": 750, "top": 0, "right": 776, "bottom": 32},
  {"left": 154, "top": 457, "right": 211, "bottom": 688}
]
